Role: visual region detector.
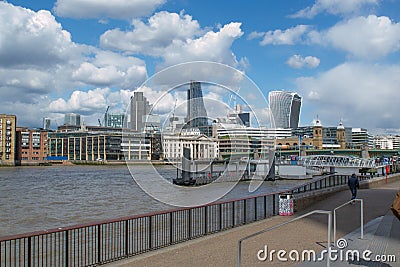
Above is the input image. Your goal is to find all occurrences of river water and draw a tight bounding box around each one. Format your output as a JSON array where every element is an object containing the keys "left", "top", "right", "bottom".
[{"left": 0, "top": 165, "right": 306, "bottom": 237}]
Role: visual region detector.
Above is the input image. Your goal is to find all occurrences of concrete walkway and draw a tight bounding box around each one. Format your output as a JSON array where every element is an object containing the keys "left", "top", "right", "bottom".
[{"left": 108, "top": 178, "right": 400, "bottom": 267}]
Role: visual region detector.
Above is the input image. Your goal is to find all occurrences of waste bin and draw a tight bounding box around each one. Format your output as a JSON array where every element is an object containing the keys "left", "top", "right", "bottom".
[{"left": 279, "top": 194, "right": 294, "bottom": 216}]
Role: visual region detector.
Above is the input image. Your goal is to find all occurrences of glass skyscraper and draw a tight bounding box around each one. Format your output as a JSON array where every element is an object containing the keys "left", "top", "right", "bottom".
[
  {"left": 186, "top": 81, "right": 208, "bottom": 129},
  {"left": 268, "top": 91, "right": 302, "bottom": 129},
  {"left": 64, "top": 113, "right": 81, "bottom": 126}
]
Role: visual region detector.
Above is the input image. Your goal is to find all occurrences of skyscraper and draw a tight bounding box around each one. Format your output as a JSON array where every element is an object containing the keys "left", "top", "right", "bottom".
[
  {"left": 64, "top": 113, "right": 81, "bottom": 126},
  {"left": 268, "top": 91, "right": 302, "bottom": 129},
  {"left": 43, "top": 117, "right": 51, "bottom": 130},
  {"left": 186, "top": 81, "right": 208, "bottom": 130},
  {"left": 130, "top": 92, "right": 151, "bottom": 132}
]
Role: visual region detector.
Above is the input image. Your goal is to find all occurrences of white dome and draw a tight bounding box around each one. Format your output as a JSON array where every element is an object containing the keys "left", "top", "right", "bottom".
[{"left": 337, "top": 120, "right": 345, "bottom": 130}]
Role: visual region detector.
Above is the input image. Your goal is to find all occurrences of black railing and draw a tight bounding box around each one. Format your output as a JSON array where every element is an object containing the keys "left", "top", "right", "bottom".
[{"left": 0, "top": 173, "right": 377, "bottom": 267}]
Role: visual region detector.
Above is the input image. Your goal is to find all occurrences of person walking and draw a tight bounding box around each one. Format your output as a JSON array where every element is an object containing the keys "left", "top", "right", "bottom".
[{"left": 348, "top": 173, "right": 359, "bottom": 200}]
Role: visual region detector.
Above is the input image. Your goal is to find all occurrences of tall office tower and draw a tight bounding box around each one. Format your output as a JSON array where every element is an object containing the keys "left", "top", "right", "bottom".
[
  {"left": 64, "top": 113, "right": 81, "bottom": 126},
  {"left": 186, "top": 81, "right": 208, "bottom": 129},
  {"left": 0, "top": 114, "right": 17, "bottom": 166},
  {"left": 268, "top": 91, "right": 302, "bottom": 129},
  {"left": 43, "top": 117, "right": 51, "bottom": 130},
  {"left": 130, "top": 91, "right": 151, "bottom": 132}
]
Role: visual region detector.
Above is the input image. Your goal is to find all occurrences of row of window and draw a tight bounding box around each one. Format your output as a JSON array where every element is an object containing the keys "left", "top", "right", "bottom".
[{"left": 21, "top": 157, "right": 46, "bottom": 161}]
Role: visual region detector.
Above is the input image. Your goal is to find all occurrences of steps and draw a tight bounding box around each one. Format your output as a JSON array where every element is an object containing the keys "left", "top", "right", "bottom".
[{"left": 297, "top": 212, "right": 400, "bottom": 266}]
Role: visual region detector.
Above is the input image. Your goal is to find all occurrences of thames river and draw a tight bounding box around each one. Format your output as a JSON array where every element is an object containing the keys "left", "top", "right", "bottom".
[{"left": 0, "top": 164, "right": 305, "bottom": 237}]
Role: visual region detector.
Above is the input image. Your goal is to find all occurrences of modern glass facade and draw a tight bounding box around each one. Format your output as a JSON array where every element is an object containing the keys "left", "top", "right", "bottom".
[
  {"left": 186, "top": 81, "right": 208, "bottom": 132},
  {"left": 105, "top": 113, "right": 127, "bottom": 128},
  {"left": 268, "top": 91, "right": 301, "bottom": 129},
  {"left": 64, "top": 113, "right": 81, "bottom": 126}
]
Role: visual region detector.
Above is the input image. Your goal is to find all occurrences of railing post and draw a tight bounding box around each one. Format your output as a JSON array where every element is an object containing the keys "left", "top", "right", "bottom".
[
  {"left": 97, "top": 224, "right": 101, "bottom": 264},
  {"left": 360, "top": 200, "right": 364, "bottom": 239},
  {"left": 232, "top": 201, "right": 235, "bottom": 227},
  {"left": 272, "top": 194, "right": 276, "bottom": 215},
  {"left": 219, "top": 204, "right": 222, "bottom": 231},
  {"left": 188, "top": 209, "right": 192, "bottom": 240},
  {"left": 333, "top": 199, "right": 364, "bottom": 244},
  {"left": 243, "top": 199, "right": 247, "bottom": 224},
  {"left": 63, "top": 231, "right": 68, "bottom": 267},
  {"left": 28, "top": 236, "right": 32, "bottom": 267},
  {"left": 327, "top": 212, "right": 331, "bottom": 267},
  {"left": 263, "top": 195, "right": 267, "bottom": 218},
  {"left": 125, "top": 220, "right": 129, "bottom": 257},
  {"left": 169, "top": 212, "right": 173, "bottom": 245},
  {"left": 254, "top": 198, "right": 257, "bottom": 221},
  {"left": 204, "top": 206, "right": 208, "bottom": 234},
  {"left": 148, "top": 216, "right": 153, "bottom": 249}
]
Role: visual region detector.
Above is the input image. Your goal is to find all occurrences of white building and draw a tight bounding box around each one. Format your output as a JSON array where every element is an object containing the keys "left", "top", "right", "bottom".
[
  {"left": 374, "top": 135, "right": 400, "bottom": 150},
  {"left": 162, "top": 129, "right": 218, "bottom": 162},
  {"left": 213, "top": 123, "right": 275, "bottom": 160},
  {"left": 213, "top": 123, "right": 291, "bottom": 139},
  {"left": 351, "top": 128, "right": 374, "bottom": 148},
  {"left": 121, "top": 132, "right": 151, "bottom": 161}
]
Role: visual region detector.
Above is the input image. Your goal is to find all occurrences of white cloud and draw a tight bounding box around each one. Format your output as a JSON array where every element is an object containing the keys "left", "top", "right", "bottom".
[
  {"left": 287, "top": 55, "right": 320, "bottom": 69},
  {"left": 162, "top": 22, "right": 244, "bottom": 67},
  {"left": 0, "top": 2, "right": 81, "bottom": 69},
  {"left": 72, "top": 51, "right": 147, "bottom": 87},
  {"left": 253, "top": 15, "right": 400, "bottom": 60},
  {"left": 291, "top": 0, "right": 380, "bottom": 19},
  {"left": 54, "top": 0, "right": 166, "bottom": 19},
  {"left": 101, "top": 11, "right": 202, "bottom": 55},
  {"left": 48, "top": 88, "right": 109, "bottom": 113},
  {"left": 295, "top": 62, "right": 400, "bottom": 130},
  {"left": 249, "top": 25, "right": 310, "bottom": 45},
  {"left": 322, "top": 15, "right": 400, "bottom": 59},
  {"left": 101, "top": 11, "right": 244, "bottom": 67}
]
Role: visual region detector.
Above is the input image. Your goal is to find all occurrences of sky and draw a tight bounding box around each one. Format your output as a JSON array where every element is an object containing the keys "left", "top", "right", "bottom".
[{"left": 1, "top": 0, "right": 400, "bottom": 134}]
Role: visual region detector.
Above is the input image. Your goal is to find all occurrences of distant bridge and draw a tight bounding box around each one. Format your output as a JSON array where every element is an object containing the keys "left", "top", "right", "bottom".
[{"left": 299, "top": 155, "right": 383, "bottom": 169}]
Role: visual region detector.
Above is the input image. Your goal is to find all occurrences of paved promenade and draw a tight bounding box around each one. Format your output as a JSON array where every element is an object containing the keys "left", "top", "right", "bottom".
[{"left": 108, "top": 177, "right": 400, "bottom": 267}]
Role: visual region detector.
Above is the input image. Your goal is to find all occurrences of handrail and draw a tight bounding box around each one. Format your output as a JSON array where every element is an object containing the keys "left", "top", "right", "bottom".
[
  {"left": 237, "top": 210, "right": 332, "bottom": 267},
  {"left": 333, "top": 199, "right": 364, "bottom": 244}
]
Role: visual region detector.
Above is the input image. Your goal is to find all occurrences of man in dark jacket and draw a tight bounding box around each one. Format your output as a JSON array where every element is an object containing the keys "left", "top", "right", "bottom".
[{"left": 348, "top": 173, "right": 359, "bottom": 200}]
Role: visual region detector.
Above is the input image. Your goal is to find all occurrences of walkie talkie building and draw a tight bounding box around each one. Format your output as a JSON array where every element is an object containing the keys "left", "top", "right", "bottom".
[{"left": 268, "top": 91, "right": 302, "bottom": 129}]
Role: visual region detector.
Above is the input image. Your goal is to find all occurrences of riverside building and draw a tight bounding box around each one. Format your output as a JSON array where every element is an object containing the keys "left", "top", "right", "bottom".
[
  {"left": 162, "top": 128, "right": 218, "bottom": 162},
  {"left": 47, "top": 128, "right": 154, "bottom": 161},
  {"left": 16, "top": 127, "right": 48, "bottom": 164},
  {"left": 0, "top": 114, "right": 17, "bottom": 166}
]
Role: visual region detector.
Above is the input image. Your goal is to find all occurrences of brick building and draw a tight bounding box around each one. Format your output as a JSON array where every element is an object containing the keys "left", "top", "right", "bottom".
[{"left": 16, "top": 127, "right": 48, "bottom": 164}]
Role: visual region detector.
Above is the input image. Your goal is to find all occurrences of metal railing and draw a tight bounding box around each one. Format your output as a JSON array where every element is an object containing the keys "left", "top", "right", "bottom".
[
  {"left": 333, "top": 199, "right": 364, "bottom": 244},
  {"left": 0, "top": 174, "right": 375, "bottom": 267},
  {"left": 237, "top": 210, "right": 333, "bottom": 267}
]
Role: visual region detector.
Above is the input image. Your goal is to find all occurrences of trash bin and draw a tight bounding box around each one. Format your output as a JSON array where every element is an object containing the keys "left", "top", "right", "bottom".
[{"left": 279, "top": 194, "right": 294, "bottom": 216}]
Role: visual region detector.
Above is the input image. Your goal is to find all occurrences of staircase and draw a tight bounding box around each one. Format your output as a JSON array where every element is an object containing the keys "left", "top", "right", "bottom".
[{"left": 297, "top": 211, "right": 400, "bottom": 266}]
